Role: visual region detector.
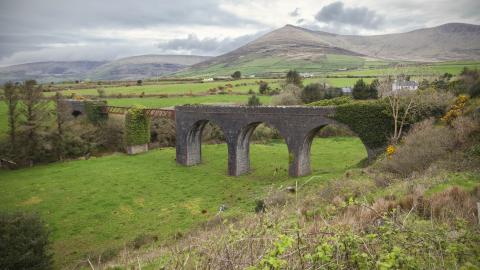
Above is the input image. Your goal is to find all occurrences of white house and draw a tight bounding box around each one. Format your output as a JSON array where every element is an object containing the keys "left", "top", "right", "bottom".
[
  {"left": 300, "top": 72, "right": 313, "bottom": 78},
  {"left": 392, "top": 80, "right": 418, "bottom": 91},
  {"left": 341, "top": 87, "right": 352, "bottom": 94},
  {"left": 202, "top": 78, "right": 214, "bottom": 82}
]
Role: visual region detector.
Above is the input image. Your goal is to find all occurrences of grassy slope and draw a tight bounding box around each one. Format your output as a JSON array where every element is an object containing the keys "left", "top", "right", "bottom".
[
  {"left": 0, "top": 137, "right": 366, "bottom": 268},
  {"left": 176, "top": 54, "right": 389, "bottom": 77}
]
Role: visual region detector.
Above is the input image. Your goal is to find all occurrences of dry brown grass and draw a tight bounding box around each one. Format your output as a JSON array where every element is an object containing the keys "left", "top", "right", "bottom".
[{"left": 381, "top": 116, "right": 480, "bottom": 177}]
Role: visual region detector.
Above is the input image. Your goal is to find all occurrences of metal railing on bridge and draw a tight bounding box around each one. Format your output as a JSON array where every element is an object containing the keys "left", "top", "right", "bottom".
[{"left": 105, "top": 106, "right": 175, "bottom": 119}]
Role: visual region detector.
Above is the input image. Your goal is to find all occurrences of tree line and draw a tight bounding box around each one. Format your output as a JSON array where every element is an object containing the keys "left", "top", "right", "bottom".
[{"left": 1, "top": 80, "right": 123, "bottom": 167}]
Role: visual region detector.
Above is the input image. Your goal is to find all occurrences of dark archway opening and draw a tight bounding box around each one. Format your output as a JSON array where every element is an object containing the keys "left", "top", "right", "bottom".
[{"left": 71, "top": 110, "right": 82, "bottom": 117}]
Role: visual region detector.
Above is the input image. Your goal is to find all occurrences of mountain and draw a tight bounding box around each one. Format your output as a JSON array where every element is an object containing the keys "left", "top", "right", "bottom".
[
  {"left": 181, "top": 23, "right": 480, "bottom": 76},
  {"left": 0, "top": 61, "right": 106, "bottom": 83},
  {"left": 87, "top": 55, "right": 211, "bottom": 81},
  {"left": 0, "top": 55, "right": 211, "bottom": 83}
]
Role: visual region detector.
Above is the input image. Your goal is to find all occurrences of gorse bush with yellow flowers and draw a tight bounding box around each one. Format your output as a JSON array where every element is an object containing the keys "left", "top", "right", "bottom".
[{"left": 441, "top": 95, "right": 468, "bottom": 124}]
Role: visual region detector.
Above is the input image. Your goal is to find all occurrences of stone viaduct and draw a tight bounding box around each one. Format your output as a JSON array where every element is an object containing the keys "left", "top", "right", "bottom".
[{"left": 175, "top": 105, "right": 376, "bottom": 177}]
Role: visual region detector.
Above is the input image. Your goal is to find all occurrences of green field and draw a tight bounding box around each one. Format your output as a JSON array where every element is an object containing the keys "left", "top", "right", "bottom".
[
  {"left": 0, "top": 137, "right": 366, "bottom": 268},
  {"left": 44, "top": 78, "right": 278, "bottom": 97},
  {"left": 107, "top": 95, "right": 272, "bottom": 108},
  {"left": 329, "top": 61, "right": 480, "bottom": 77}
]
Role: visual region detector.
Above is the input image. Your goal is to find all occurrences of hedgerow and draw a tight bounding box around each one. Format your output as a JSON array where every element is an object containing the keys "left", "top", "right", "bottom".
[
  {"left": 124, "top": 105, "right": 150, "bottom": 146},
  {"left": 333, "top": 100, "right": 393, "bottom": 150}
]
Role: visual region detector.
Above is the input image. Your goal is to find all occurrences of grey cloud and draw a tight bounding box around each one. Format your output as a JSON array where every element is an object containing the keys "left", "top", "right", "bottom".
[
  {"left": 157, "top": 31, "right": 267, "bottom": 55},
  {"left": 0, "top": 0, "right": 263, "bottom": 63},
  {"left": 289, "top": 8, "right": 300, "bottom": 17},
  {"left": 314, "top": 1, "right": 385, "bottom": 29}
]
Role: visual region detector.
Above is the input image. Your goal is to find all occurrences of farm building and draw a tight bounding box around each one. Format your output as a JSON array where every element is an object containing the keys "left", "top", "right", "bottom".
[
  {"left": 392, "top": 80, "right": 419, "bottom": 91},
  {"left": 341, "top": 87, "right": 352, "bottom": 94}
]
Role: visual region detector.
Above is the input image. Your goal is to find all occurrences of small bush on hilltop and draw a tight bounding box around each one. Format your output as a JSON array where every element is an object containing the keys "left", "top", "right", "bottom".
[
  {"left": 286, "top": 70, "right": 303, "bottom": 87},
  {"left": 0, "top": 212, "right": 53, "bottom": 270}
]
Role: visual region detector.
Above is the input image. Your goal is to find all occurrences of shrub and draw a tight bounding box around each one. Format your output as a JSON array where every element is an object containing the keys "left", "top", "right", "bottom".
[
  {"left": 247, "top": 94, "right": 262, "bottom": 106},
  {"left": 97, "top": 88, "right": 106, "bottom": 98},
  {"left": 258, "top": 81, "right": 270, "bottom": 95},
  {"left": 352, "top": 79, "right": 377, "bottom": 99},
  {"left": 271, "top": 84, "right": 301, "bottom": 105},
  {"left": 469, "top": 79, "right": 480, "bottom": 97},
  {"left": 84, "top": 100, "right": 108, "bottom": 124},
  {"left": 381, "top": 116, "right": 479, "bottom": 176},
  {"left": 309, "top": 96, "right": 353, "bottom": 106},
  {"left": 96, "top": 117, "right": 125, "bottom": 152},
  {"left": 231, "top": 71, "right": 241, "bottom": 79},
  {"left": 150, "top": 118, "right": 176, "bottom": 147},
  {"left": 251, "top": 124, "right": 281, "bottom": 142},
  {"left": 124, "top": 105, "right": 150, "bottom": 146},
  {"left": 202, "top": 123, "right": 225, "bottom": 143},
  {"left": 0, "top": 212, "right": 53, "bottom": 270},
  {"left": 301, "top": 83, "right": 325, "bottom": 103},
  {"left": 381, "top": 119, "right": 456, "bottom": 176},
  {"left": 286, "top": 70, "right": 303, "bottom": 87},
  {"left": 317, "top": 124, "right": 355, "bottom": 138}
]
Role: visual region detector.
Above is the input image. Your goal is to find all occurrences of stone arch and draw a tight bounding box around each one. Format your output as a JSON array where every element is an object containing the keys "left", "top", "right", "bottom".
[
  {"left": 183, "top": 119, "right": 226, "bottom": 166},
  {"left": 292, "top": 122, "right": 370, "bottom": 176},
  {"left": 229, "top": 121, "right": 286, "bottom": 176}
]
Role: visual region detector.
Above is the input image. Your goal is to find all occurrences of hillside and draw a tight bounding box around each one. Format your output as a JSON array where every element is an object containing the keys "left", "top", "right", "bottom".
[
  {"left": 87, "top": 55, "right": 211, "bottom": 81},
  {"left": 0, "top": 61, "right": 106, "bottom": 83},
  {"left": 0, "top": 55, "right": 210, "bottom": 83},
  {"left": 180, "top": 23, "right": 480, "bottom": 76}
]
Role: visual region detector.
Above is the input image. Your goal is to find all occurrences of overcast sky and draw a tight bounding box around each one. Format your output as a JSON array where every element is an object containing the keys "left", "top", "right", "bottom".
[{"left": 0, "top": 0, "right": 479, "bottom": 66}]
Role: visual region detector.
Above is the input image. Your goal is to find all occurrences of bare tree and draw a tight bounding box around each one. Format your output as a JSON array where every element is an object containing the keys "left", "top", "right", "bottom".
[
  {"left": 378, "top": 66, "right": 428, "bottom": 144},
  {"left": 18, "top": 80, "right": 52, "bottom": 165}
]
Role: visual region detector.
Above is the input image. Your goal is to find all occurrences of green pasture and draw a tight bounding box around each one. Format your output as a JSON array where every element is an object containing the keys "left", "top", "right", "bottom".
[
  {"left": 44, "top": 79, "right": 279, "bottom": 97},
  {"left": 329, "top": 61, "right": 480, "bottom": 77},
  {"left": 107, "top": 95, "right": 272, "bottom": 108},
  {"left": 0, "top": 137, "right": 367, "bottom": 268}
]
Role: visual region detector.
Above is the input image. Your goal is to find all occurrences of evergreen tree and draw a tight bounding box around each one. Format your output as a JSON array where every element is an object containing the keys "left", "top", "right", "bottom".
[
  {"left": 247, "top": 94, "right": 262, "bottom": 106},
  {"left": 286, "top": 70, "right": 303, "bottom": 87},
  {"left": 231, "top": 71, "right": 242, "bottom": 79},
  {"left": 18, "top": 80, "right": 52, "bottom": 165}
]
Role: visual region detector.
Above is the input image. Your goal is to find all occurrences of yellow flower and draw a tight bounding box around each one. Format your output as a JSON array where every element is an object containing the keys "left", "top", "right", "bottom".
[{"left": 386, "top": 145, "right": 396, "bottom": 157}]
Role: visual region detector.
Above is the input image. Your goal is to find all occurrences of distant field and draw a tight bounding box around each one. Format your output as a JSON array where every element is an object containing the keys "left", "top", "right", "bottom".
[
  {"left": 39, "top": 77, "right": 378, "bottom": 98},
  {"left": 329, "top": 61, "right": 480, "bottom": 77},
  {"left": 0, "top": 137, "right": 367, "bottom": 268},
  {"left": 44, "top": 78, "right": 279, "bottom": 97},
  {"left": 107, "top": 95, "right": 272, "bottom": 108}
]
